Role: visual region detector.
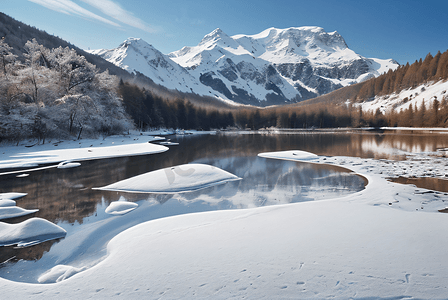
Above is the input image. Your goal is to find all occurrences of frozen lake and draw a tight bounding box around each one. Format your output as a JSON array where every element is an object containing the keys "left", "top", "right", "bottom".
[{"left": 1, "top": 130, "right": 448, "bottom": 283}]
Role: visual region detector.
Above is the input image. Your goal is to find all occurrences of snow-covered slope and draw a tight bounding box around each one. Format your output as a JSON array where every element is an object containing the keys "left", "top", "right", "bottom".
[
  {"left": 359, "top": 79, "right": 448, "bottom": 114},
  {"left": 87, "top": 38, "right": 218, "bottom": 97},
  {"left": 89, "top": 28, "right": 399, "bottom": 106}
]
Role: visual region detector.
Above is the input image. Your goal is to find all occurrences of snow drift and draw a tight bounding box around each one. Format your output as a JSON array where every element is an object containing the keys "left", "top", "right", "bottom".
[{"left": 93, "top": 163, "right": 242, "bottom": 193}]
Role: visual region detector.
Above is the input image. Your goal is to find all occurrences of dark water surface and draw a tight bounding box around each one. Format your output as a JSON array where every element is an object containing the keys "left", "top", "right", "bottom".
[{"left": 1, "top": 131, "right": 448, "bottom": 281}]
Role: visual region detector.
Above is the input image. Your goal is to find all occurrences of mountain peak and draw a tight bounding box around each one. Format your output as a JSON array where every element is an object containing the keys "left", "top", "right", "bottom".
[
  {"left": 199, "top": 28, "right": 233, "bottom": 46},
  {"left": 120, "top": 37, "right": 152, "bottom": 49},
  {"left": 238, "top": 26, "right": 348, "bottom": 51}
]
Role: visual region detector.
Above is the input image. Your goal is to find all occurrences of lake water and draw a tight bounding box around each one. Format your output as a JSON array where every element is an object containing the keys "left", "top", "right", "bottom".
[{"left": 1, "top": 130, "right": 448, "bottom": 282}]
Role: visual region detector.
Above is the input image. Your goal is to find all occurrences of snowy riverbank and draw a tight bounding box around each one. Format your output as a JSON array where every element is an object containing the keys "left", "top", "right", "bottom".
[{"left": 1, "top": 132, "right": 448, "bottom": 299}]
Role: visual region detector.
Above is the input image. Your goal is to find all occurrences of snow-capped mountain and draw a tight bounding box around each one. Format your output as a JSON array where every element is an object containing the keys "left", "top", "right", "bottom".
[
  {"left": 89, "top": 27, "right": 399, "bottom": 106},
  {"left": 87, "top": 38, "right": 214, "bottom": 96}
]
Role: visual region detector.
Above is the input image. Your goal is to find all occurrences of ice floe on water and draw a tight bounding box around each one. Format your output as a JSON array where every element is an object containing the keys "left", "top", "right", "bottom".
[
  {"left": 0, "top": 218, "right": 66, "bottom": 247},
  {"left": 0, "top": 206, "right": 38, "bottom": 220},
  {"left": 93, "top": 163, "right": 242, "bottom": 194},
  {"left": 0, "top": 192, "right": 27, "bottom": 200},
  {"left": 0, "top": 200, "right": 16, "bottom": 207},
  {"left": 57, "top": 161, "right": 81, "bottom": 169},
  {"left": 0, "top": 193, "right": 39, "bottom": 220},
  {"left": 258, "top": 150, "right": 319, "bottom": 162},
  {"left": 105, "top": 200, "right": 138, "bottom": 215}
]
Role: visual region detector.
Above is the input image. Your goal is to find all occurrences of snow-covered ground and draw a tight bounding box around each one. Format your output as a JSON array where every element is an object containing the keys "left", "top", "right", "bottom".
[
  {"left": 0, "top": 134, "right": 168, "bottom": 171},
  {"left": 1, "top": 133, "right": 448, "bottom": 298},
  {"left": 359, "top": 79, "right": 448, "bottom": 113}
]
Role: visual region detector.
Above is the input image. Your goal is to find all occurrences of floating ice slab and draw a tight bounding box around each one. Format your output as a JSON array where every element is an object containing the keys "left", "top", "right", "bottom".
[
  {"left": 0, "top": 192, "right": 27, "bottom": 200},
  {"left": 159, "top": 141, "right": 179, "bottom": 146},
  {"left": 0, "top": 217, "right": 66, "bottom": 247},
  {"left": 0, "top": 200, "right": 16, "bottom": 207},
  {"left": 0, "top": 206, "right": 38, "bottom": 220},
  {"left": 93, "top": 163, "right": 242, "bottom": 194},
  {"left": 105, "top": 201, "right": 138, "bottom": 215},
  {"left": 258, "top": 150, "right": 319, "bottom": 162},
  {"left": 57, "top": 161, "right": 81, "bottom": 169}
]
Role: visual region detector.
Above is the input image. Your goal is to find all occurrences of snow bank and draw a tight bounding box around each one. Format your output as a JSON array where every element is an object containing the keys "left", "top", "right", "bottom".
[
  {"left": 105, "top": 201, "right": 138, "bottom": 215},
  {"left": 1, "top": 143, "right": 168, "bottom": 169},
  {"left": 38, "top": 265, "right": 87, "bottom": 283},
  {"left": 0, "top": 218, "right": 66, "bottom": 247},
  {"left": 0, "top": 206, "right": 38, "bottom": 220},
  {"left": 93, "top": 163, "right": 242, "bottom": 194},
  {"left": 0, "top": 136, "right": 168, "bottom": 170}
]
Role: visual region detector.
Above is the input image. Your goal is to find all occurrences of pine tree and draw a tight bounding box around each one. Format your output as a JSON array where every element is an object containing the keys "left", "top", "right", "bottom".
[
  {"left": 429, "top": 51, "right": 441, "bottom": 79},
  {"left": 432, "top": 98, "right": 440, "bottom": 126},
  {"left": 393, "top": 63, "right": 409, "bottom": 92},
  {"left": 435, "top": 50, "right": 448, "bottom": 80}
]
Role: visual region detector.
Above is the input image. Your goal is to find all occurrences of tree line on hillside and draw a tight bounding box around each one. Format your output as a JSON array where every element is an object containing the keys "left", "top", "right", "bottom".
[
  {"left": 0, "top": 38, "right": 131, "bottom": 143},
  {"left": 0, "top": 12, "right": 132, "bottom": 80},
  {"left": 120, "top": 80, "right": 448, "bottom": 131},
  {"left": 356, "top": 50, "right": 448, "bottom": 101},
  {"left": 118, "top": 81, "right": 234, "bottom": 131}
]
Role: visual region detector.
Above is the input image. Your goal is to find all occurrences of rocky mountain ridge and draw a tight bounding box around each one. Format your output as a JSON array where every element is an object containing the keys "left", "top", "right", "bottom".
[{"left": 89, "top": 27, "right": 399, "bottom": 106}]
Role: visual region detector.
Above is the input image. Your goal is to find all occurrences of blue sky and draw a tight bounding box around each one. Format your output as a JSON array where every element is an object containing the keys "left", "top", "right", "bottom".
[{"left": 2, "top": 0, "right": 448, "bottom": 64}]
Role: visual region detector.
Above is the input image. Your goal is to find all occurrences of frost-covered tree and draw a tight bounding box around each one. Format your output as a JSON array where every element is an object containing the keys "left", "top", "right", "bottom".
[
  {"left": 0, "top": 36, "right": 16, "bottom": 77},
  {"left": 0, "top": 39, "right": 133, "bottom": 143}
]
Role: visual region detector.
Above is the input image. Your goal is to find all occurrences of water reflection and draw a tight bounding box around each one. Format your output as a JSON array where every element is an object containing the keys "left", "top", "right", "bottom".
[
  {"left": 106, "top": 157, "right": 366, "bottom": 209},
  {"left": 389, "top": 176, "right": 448, "bottom": 193},
  {"left": 168, "top": 157, "right": 366, "bottom": 208},
  {"left": 0, "top": 239, "right": 62, "bottom": 264}
]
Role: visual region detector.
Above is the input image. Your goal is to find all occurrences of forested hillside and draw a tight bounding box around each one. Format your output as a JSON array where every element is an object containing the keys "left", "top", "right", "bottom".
[
  {"left": 0, "top": 12, "right": 131, "bottom": 80},
  {"left": 355, "top": 51, "right": 448, "bottom": 101},
  {"left": 300, "top": 50, "right": 448, "bottom": 107},
  {"left": 0, "top": 38, "right": 132, "bottom": 143}
]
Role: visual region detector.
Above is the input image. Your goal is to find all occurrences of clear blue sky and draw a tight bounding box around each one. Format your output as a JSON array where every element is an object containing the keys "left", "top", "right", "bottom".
[{"left": 2, "top": 0, "right": 447, "bottom": 65}]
